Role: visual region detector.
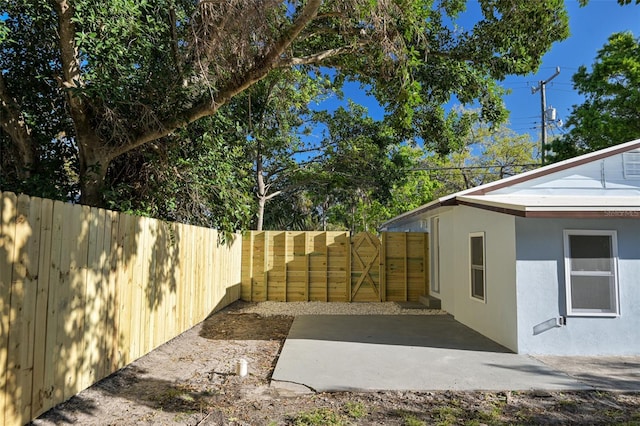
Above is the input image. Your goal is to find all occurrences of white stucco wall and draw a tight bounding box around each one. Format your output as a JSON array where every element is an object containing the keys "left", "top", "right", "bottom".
[
  {"left": 387, "top": 206, "right": 519, "bottom": 351},
  {"left": 444, "top": 206, "right": 518, "bottom": 351},
  {"left": 515, "top": 217, "right": 640, "bottom": 355},
  {"left": 435, "top": 209, "right": 455, "bottom": 310}
]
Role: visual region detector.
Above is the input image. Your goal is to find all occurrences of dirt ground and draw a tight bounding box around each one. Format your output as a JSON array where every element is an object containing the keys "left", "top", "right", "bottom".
[{"left": 33, "top": 301, "right": 640, "bottom": 425}]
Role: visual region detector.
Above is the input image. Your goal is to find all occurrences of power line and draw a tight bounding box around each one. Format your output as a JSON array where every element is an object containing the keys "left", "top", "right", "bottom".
[{"left": 413, "top": 163, "right": 540, "bottom": 172}]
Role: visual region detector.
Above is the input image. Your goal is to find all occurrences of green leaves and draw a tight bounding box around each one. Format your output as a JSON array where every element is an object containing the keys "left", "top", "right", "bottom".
[
  {"left": 423, "top": 121, "right": 537, "bottom": 195},
  {"left": 1, "top": 0, "right": 569, "bottom": 227},
  {"left": 550, "top": 32, "right": 640, "bottom": 161}
]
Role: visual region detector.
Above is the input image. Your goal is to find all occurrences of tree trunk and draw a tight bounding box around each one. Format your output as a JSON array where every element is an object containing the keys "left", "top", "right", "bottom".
[
  {"left": 77, "top": 139, "right": 110, "bottom": 206},
  {"left": 321, "top": 196, "right": 329, "bottom": 231},
  {"left": 255, "top": 138, "right": 265, "bottom": 231},
  {"left": 256, "top": 195, "right": 266, "bottom": 231}
]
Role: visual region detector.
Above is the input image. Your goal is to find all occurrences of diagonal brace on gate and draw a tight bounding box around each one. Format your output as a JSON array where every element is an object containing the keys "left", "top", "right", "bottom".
[{"left": 351, "top": 232, "right": 380, "bottom": 299}]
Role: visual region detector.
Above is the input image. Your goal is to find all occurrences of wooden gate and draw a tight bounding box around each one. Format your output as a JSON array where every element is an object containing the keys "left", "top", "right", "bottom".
[
  {"left": 350, "top": 232, "right": 381, "bottom": 302},
  {"left": 241, "top": 231, "right": 429, "bottom": 303}
]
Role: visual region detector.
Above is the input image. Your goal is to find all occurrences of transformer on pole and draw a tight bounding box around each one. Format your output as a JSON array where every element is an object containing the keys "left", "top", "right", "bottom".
[{"left": 531, "top": 67, "right": 560, "bottom": 165}]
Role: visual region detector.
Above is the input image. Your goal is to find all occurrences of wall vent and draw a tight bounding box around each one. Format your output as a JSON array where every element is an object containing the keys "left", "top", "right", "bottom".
[{"left": 623, "top": 152, "right": 640, "bottom": 179}]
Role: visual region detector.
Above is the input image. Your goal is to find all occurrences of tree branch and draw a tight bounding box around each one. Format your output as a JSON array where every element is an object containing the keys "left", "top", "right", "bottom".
[
  {"left": 0, "top": 73, "right": 35, "bottom": 173},
  {"left": 111, "top": 0, "right": 323, "bottom": 160},
  {"left": 279, "top": 45, "right": 364, "bottom": 67},
  {"left": 264, "top": 190, "right": 282, "bottom": 201},
  {"left": 53, "top": 0, "right": 102, "bottom": 159},
  {"left": 168, "top": 4, "right": 183, "bottom": 75}
]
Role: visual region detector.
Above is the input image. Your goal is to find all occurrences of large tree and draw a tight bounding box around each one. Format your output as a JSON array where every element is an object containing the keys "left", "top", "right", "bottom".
[
  {"left": 309, "top": 102, "right": 410, "bottom": 232},
  {"left": 102, "top": 116, "right": 255, "bottom": 233},
  {"left": 228, "top": 69, "right": 329, "bottom": 231},
  {"left": 422, "top": 122, "right": 537, "bottom": 195},
  {"left": 550, "top": 32, "right": 640, "bottom": 161},
  {"left": 1, "top": 0, "right": 568, "bottom": 206}
]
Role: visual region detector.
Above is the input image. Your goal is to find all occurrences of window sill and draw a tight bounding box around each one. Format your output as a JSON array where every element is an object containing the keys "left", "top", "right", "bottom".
[{"left": 566, "top": 312, "right": 620, "bottom": 318}]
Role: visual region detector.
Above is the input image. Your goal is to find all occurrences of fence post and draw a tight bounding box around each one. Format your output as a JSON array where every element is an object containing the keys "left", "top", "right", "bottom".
[
  {"left": 283, "top": 232, "right": 288, "bottom": 302},
  {"left": 424, "top": 233, "right": 430, "bottom": 298},
  {"left": 379, "top": 232, "right": 386, "bottom": 302},
  {"left": 263, "top": 231, "right": 269, "bottom": 301},
  {"left": 346, "top": 232, "right": 352, "bottom": 302},
  {"left": 403, "top": 232, "right": 408, "bottom": 301}
]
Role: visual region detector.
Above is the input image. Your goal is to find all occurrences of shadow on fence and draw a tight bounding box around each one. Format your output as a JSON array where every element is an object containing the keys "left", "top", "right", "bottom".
[
  {"left": 241, "top": 231, "right": 429, "bottom": 303},
  {"left": 0, "top": 191, "right": 242, "bottom": 426}
]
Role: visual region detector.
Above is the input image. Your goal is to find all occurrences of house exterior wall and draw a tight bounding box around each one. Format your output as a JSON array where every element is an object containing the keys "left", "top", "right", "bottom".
[
  {"left": 447, "top": 206, "right": 518, "bottom": 351},
  {"left": 515, "top": 217, "right": 640, "bottom": 355},
  {"left": 435, "top": 209, "right": 455, "bottom": 310},
  {"left": 385, "top": 206, "right": 519, "bottom": 352}
]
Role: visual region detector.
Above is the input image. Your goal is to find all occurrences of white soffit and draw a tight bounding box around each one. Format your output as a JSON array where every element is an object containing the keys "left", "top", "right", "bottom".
[{"left": 457, "top": 195, "right": 640, "bottom": 212}]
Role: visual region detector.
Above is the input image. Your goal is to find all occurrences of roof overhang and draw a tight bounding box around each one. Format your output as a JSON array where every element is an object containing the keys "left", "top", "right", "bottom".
[
  {"left": 457, "top": 195, "right": 640, "bottom": 219},
  {"left": 380, "top": 139, "right": 640, "bottom": 229}
]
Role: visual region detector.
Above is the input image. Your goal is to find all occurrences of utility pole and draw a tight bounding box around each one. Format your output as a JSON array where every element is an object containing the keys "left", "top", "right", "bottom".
[{"left": 532, "top": 66, "right": 560, "bottom": 165}]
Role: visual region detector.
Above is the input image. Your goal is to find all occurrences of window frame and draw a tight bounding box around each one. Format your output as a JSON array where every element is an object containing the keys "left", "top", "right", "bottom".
[
  {"left": 469, "top": 232, "right": 486, "bottom": 303},
  {"left": 563, "top": 229, "right": 620, "bottom": 317}
]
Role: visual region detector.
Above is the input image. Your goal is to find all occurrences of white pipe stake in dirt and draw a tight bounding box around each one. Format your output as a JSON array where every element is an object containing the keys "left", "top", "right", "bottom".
[{"left": 237, "top": 359, "right": 248, "bottom": 377}]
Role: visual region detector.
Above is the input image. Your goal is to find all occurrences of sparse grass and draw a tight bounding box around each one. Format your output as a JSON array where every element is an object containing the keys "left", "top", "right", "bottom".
[
  {"left": 514, "top": 408, "right": 533, "bottom": 424},
  {"left": 432, "top": 406, "right": 463, "bottom": 425},
  {"left": 474, "top": 398, "right": 506, "bottom": 424},
  {"left": 152, "top": 384, "right": 211, "bottom": 413},
  {"left": 402, "top": 412, "right": 426, "bottom": 426},
  {"left": 289, "top": 407, "right": 347, "bottom": 426},
  {"left": 554, "top": 397, "right": 579, "bottom": 411},
  {"left": 343, "top": 401, "right": 367, "bottom": 419},
  {"left": 475, "top": 408, "right": 502, "bottom": 424},
  {"left": 391, "top": 409, "right": 427, "bottom": 426},
  {"left": 288, "top": 401, "right": 368, "bottom": 425}
]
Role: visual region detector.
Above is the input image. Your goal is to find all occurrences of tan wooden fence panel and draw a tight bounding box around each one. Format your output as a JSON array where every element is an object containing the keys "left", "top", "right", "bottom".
[
  {"left": 241, "top": 230, "right": 429, "bottom": 303},
  {"left": 381, "top": 232, "right": 429, "bottom": 302},
  {"left": 0, "top": 191, "right": 242, "bottom": 426},
  {"left": 241, "top": 231, "right": 351, "bottom": 302}
]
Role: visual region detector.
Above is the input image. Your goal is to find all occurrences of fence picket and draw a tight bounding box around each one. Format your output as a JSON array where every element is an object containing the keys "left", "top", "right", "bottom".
[
  {"left": 2, "top": 193, "right": 19, "bottom": 426},
  {"left": 0, "top": 193, "right": 15, "bottom": 425},
  {"left": 31, "top": 198, "right": 53, "bottom": 418}
]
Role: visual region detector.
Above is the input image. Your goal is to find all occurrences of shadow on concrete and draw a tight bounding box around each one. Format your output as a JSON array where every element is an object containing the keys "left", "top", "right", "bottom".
[
  {"left": 536, "top": 356, "right": 640, "bottom": 391},
  {"left": 272, "top": 315, "right": 592, "bottom": 392},
  {"left": 285, "top": 315, "right": 512, "bottom": 353}
]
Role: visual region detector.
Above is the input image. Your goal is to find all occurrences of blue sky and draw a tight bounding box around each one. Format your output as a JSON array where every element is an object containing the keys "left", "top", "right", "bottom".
[
  {"left": 316, "top": 1, "right": 640, "bottom": 144},
  {"left": 503, "top": 1, "right": 640, "bottom": 140}
]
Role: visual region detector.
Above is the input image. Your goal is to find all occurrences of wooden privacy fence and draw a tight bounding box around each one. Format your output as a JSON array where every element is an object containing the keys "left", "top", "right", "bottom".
[
  {"left": 0, "top": 191, "right": 242, "bottom": 426},
  {"left": 241, "top": 231, "right": 429, "bottom": 303}
]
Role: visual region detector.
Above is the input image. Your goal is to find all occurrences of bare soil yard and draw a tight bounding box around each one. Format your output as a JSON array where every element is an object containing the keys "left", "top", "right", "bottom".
[{"left": 33, "top": 301, "right": 640, "bottom": 425}]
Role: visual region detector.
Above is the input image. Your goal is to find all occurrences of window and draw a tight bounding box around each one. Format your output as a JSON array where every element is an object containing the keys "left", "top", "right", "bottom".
[
  {"left": 469, "top": 232, "right": 485, "bottom": 302},
  {"left": 563, "top": 230, "right": 619, "bottom": 316}
]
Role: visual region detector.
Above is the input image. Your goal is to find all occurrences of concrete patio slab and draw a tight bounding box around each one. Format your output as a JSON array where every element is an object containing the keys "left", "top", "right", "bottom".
[
  {"left": 271, "top": 315, "right": 593, "bottom": 392},
  {"left": 536, "top": 356, "right": 640, "bottom": 392}
]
